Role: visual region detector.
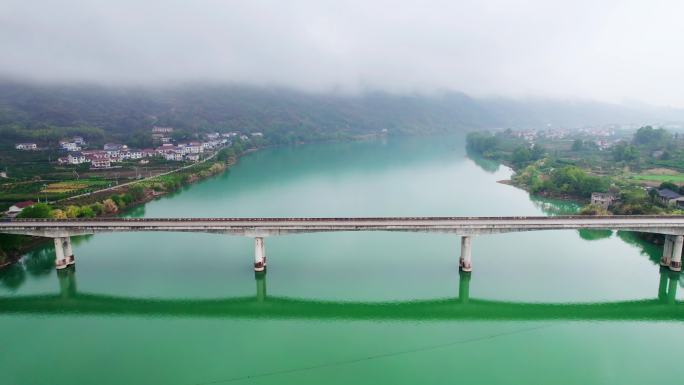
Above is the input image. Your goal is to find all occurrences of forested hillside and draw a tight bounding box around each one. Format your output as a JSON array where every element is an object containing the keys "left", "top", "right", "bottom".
[{"left": 1, "top": 81, "right": 683, "bottom": 146}]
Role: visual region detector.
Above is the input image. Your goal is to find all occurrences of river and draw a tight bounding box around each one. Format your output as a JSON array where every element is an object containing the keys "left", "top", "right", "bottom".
[{"left": 1, "top": 134, "right": 682, "bottom": 385}]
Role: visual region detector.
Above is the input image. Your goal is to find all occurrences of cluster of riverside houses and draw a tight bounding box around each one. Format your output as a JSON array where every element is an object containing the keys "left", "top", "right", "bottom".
[
  {"left": 16, "top": 128, "right": 258, "bottom": 170},
  {"left": 55, "top": 136, "right": 231, "bottom": 169}
]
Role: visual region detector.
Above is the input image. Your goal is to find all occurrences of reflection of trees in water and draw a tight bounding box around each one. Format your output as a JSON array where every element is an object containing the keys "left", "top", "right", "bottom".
[
  {"left": 0, "top": 264, "right": 26, "bottom": 292},
  {"left": 528, "top": 195, "right": 581, "bottom": 216},
  {"left": 616, "top": 231, "right": 662, "bottom": 265},
  {"left": 578, "top": 229, "right": 613, "bottom": 241},
  {"left": 71, "top": 234, "right": 93, "bottom": 247},
  {"left": 23, "top": 247, "right": 55, "bottom": 277},
  {"left": 465, "top": 150, "right": 500, "bottom": 173},
  {"left": 123, "top": 204, "right": 146, "bottom": 218}
]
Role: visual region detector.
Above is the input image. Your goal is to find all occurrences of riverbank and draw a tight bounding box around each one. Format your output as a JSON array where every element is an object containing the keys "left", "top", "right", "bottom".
[{"left": 0, "top": 146, "right": 245, "bottom": 268}]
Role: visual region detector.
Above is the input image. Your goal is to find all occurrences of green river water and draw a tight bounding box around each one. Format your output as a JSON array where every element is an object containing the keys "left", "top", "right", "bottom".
[{"left": 1, "top": 134, "right": 683, "bottom": 384}]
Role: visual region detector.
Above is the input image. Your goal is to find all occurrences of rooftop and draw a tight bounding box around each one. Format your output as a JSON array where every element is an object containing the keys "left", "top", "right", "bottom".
[{"left": 657, "top": 188, "right": 681, "bottom": 200}]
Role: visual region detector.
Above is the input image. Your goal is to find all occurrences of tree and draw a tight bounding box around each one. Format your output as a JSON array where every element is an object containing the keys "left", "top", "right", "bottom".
[
  {"left": 466, "top": 132, "right": 498, "bottom": 154},
  {"left": 111, "top": 194, "right": 126, "bottom": 208},
  {"left": 90, "top": 202, "right": 105, "bottom": 215},
  {"left": 102, "top": 199, "right": 118, "bottom": 214},
  {"left": 547, "top": 166, "right": 609, "bottom": 197},
  {"left": 612, "top": 142, "right": 639, "bottom": 162},
  {"left": 77, "top": 206, "right": 95, "bottom": 218},
  {"left": 51, "top": 209, "right": 67, "bottom": 219},
  {"left": 571, "top": 139, "right": 584, "bottom": 151},
  {"left": 128, "top": 185, "right": 145, "bottom": 201},
  {"left": 659, "top": 181, "right": 678, "bottom": 191},
  {"left": 130, "top": 131, "right": 154, "bottom": 148},
  {"left": 65, "top": 205, "right": 80, "bottom": 218},
  {"left": 17, "top": 203, "right": 52, "bottom": 218},
  {"left": 633, "top": 126, "right": 669, "bottom": 147},
  {"left": 530, "top": 144, "right": 545, "bottom": 160},
  {"left": 511, "top": 146, "right": 531, "bottom": 166}
]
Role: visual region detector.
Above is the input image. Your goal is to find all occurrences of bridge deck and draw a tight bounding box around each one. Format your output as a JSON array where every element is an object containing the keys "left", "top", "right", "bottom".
[{"left": 2, "top": 216, "right": 684, "bottom": 237}]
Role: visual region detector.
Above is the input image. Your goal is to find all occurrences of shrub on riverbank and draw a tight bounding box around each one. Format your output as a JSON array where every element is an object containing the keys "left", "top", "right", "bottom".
[{"left": 16, "top": 203, "right": 52, "bottom": 218}]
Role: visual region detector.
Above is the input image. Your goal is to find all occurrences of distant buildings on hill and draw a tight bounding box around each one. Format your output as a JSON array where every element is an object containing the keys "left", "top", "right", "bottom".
[{"left": 15, "top": 143, "right": 37, "bottom": 150}]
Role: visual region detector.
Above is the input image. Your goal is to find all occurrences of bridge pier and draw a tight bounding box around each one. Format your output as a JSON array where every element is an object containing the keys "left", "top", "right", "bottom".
[
  {"left": 57, "top": 266, "right": 77, "bottom": 299},
  {"left": 667, "top": 271, "right": 679, "bottom": 304},
  {"left": 53, "top": 237, "right": 75, "bottom": 270},
  {"left": 459, "top": 236, "right": 472, "bottom": 272},
  {"left": 254, "top": 237, "right": 266, "bottom": 272},
  {"left": 256, "top": 273, "right": 267, "bottom": 302},
  {"left": 458, "top": 270, "right": 471, "bottom": 303},
  {"left": 658, "top": 267, "right": 669, "bottom": 301},
  {"left": 669, "top": 235, "right": 683, "bottom": 272},
  {"left": 661, "top": 235, "right": 674, "bottom": 267}
]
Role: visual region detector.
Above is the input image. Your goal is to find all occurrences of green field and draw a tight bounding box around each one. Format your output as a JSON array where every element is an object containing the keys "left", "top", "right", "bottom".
[
  {"left": 0, "top": 178, "right": 111, "bottom": 204},
  {"left": 631, "top": 174, "right": 684, "bottom": 183}
]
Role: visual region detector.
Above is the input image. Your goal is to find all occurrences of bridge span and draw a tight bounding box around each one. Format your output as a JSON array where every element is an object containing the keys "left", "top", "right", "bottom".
[{"left": 1, "top": 216, "right": 683, "bottom": 272}]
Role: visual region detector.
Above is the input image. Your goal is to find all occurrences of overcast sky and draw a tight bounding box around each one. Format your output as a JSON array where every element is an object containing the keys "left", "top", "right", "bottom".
[{"left": 1, "top": 0, "right": 683, "bottom": 106}]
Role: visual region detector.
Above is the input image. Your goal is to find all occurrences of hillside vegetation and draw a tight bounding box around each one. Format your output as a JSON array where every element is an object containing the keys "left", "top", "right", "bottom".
[{"left": 2, "top": 82, "right": 684, "bottom": 147}]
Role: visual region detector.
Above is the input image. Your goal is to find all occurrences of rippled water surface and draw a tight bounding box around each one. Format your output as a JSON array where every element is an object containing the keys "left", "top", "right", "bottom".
[{"left": 1, "top": 134, "right": 682, "bottom": 385}]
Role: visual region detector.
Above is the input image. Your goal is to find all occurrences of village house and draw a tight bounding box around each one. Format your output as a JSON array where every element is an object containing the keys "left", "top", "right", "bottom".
[
  {"left": 103, "top": 143, "right": 127, "bottom": 157},
  {"left": 141, "top": 149, "right": 157, "bottom": 158},
  {"left": 127, "top": 149, "right": 143, "bottom": 159},
  {"left": 186, "top": 153, "right": 200, "bottom": 162},
  {"left": 59, "top": 140, "right": 81, "bottom": 151},
  {"left": 152, "top": 126, "right": 174, "bottom": 134},
  {"left": 5, "top": 201, "right": 35, "bottom": 217},
  {"left": 72, "top": 136, "right": 86, "bottom": 145},
  {"left": 164, "top": 151, "right": 184, "bottom": 161},
  {"left": 90, "top": 158, "right": 111, "bottom": 169},
  {"left": 656, "top": 189, "right": 683, "bottom": 207},
  {"left": 82, "top": 150, "right": 109, "bottom": 160},
  {"left": 15, "top": 143, "right": 37, "bottom": 150},
  {"left": 156, "top": 144, "right": 174, "bottom": 155},
  {"left": 173, "top": 144, "right": 187, "bottom": 155},
  {"left": 595, "top": 140, "right": 612, "bottom": 151},
  {"left": 151, "top": 127, "right": 174, "bottom": 141},
  {"left": 189, "top": 142, "right": 203, "bottom": 153},
  {"left": 251, "top": 132, "right": 263, "bottom": 137},
  {"left": 590, "top": 192, "right": 616, "bottom": 209},
  {"left": 68, "top": 152, "right": 88, "bottom": 165}
]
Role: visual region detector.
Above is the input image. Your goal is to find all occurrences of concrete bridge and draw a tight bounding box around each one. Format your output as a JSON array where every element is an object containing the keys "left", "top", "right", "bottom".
[
  {"left": 1, "top": 216, "right": 684, "bottom": 272},
  {"left": 1, "top": 268, "right": 682, "bottom": 321}
]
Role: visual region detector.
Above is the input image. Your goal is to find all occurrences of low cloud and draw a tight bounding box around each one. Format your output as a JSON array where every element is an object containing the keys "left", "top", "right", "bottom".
[{"left": 1, "top": 0, "right": 683, "bottom": 106}]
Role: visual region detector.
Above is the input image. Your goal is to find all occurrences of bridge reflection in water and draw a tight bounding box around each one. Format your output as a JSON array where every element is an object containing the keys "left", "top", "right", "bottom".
[{"left": 1, "top": 267, "right": 682, "bottom": 321}]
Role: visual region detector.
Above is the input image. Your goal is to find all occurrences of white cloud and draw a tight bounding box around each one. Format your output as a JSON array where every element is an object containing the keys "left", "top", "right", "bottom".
[{"left": 1, "top": 0, "right": 683, "bottom": 106}]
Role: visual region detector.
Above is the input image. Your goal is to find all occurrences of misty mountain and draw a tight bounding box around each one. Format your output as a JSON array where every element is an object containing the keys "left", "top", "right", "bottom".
[{"left": 1, "top": 82, "right": 683, "bottom": 142}]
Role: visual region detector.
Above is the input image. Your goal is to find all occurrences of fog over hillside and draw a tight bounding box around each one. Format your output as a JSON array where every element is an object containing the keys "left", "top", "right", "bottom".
[
  {"left": 0, "top": 82, "right": 683, "bottom": 138},
  {"left": 2, "top": 1, "right": 684, "bottom": 136}
]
